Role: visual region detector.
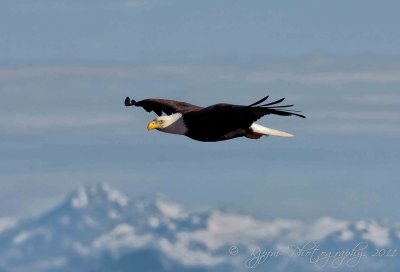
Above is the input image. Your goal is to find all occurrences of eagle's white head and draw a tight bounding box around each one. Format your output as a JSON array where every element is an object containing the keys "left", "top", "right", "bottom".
[{"left": 147, "top": 113, "right": 188, "bottom": 135}]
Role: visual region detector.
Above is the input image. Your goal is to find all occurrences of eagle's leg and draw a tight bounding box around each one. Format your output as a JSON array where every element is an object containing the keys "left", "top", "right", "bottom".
[{"left": 245, "top": 133, "right": 263, "bottom": 139}]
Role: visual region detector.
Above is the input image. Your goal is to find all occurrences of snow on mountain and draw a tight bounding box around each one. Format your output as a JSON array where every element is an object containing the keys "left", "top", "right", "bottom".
[
  {"left": 355, "top": 220, "right": 390, "bottom": 247},
  {"left": 0, "top": 184, "right": 398, "bottom": 272}
]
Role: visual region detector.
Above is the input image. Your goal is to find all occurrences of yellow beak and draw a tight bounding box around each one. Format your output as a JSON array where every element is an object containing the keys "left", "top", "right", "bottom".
[{"left": 147, "top": 120, "right": 159, "bottom": 131}]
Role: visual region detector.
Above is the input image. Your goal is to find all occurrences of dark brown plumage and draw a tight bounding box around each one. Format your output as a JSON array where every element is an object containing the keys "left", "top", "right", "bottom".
[{"left": 125, "top": 96, "right": 305, "bottom": 142}]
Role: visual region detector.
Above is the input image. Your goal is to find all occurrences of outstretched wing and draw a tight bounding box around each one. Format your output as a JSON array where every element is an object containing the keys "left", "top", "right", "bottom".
[
  {"left": 245, "top": 95, "right": 306, "bottom": 119},
  {"left": 125, "top": 97, "right": 202, "bottom": 116},
  {"left": 186, "top": 96, "right": 305, "bottom": 134}
]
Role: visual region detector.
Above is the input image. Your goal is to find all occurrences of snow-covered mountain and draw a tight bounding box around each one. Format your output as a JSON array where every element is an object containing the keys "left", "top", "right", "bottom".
[{"left": 0, "top": 184, "right": 399, "bottom": 272}]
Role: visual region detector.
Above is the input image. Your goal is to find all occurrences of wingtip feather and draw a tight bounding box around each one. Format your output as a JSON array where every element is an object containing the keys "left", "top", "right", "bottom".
[
  {"left": 124, "top": 97, "right": 131, "bottom": 106},
  {"left": 124, "top": 97, "right": 137, "bottom": 107},
  {"left": 248, "top": 95, "right": 269, "bottom": 107}
]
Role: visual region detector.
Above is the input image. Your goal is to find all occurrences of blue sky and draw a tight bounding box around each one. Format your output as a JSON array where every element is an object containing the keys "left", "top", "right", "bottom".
[
  {"left": 1, "top": 0, "right": 400, "bottom": 61},
  {"left": 0, "top": 0, "right": 399, "bottom": 221}
]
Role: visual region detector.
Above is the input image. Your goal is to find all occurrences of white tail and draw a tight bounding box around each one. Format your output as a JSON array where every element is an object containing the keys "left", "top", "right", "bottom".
[{"left": 250, "top": 123, "right": 293, "bottom": 137}]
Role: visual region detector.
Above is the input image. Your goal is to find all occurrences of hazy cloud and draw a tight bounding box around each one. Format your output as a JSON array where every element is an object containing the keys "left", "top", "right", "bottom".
[
  {"left": 312, "top": 123, "right": 400, "bottom": 135},
  {"left": 316, "top": 111, "right": 400, "bottom": 121},
  {"left": 0, "top": 65, "right": 138, "bottom": 80},
  {"left": 246, "top": 71, "right": 400, "bottom": 85},
  {"left": 0, "top": 114, "right": 131, "bottom": 131},
  {"left": 345, "top": 94, "right": 400, "bottom": 105},
  {"left": 2, "top": 57, "right": 400, "bottom": 85}
]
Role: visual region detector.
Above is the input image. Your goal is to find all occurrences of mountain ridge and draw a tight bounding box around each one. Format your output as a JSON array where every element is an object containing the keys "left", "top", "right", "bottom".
[{"left": 0, "top": 184, "right": 398, "bottom": 272}]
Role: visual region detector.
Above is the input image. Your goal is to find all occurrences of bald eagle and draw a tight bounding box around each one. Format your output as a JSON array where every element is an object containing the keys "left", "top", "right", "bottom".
[{"left": 124, "top": 95, "right": 305, "bottom": 142}]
